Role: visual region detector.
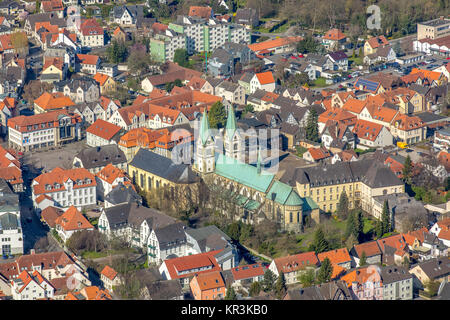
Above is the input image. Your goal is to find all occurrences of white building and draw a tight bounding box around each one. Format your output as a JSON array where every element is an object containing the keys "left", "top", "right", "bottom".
[
  {"left": 31, "top": 167, "right": 97, "bottom": 210},
  {"left": 11, "top": 270, "right": 54, "bottom": 300},
  {"left": 250, "top": 72, "right": 276, "bottom": 94},
  {"left": 95, "top": 164, "right": 129, "bottom": 200},
  {"left": 54, "top": 206, "right": 94, "bottom": 242}
]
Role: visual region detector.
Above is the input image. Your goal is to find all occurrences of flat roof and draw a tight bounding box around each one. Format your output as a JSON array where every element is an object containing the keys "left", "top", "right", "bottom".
[{"left": 419, "top": 18, "right": 450, "bottom": 27}]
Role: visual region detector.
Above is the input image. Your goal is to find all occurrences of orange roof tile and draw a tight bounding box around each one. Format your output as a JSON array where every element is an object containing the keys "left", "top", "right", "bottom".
[
  {"left": 392, "top": 113, "right": 424, "bottom": 131},
  {"left": 93, "top": 72, "right": 111, "bottom": 87},
  {"left": 96, "top": 164, "right": 127, "bottom": 185},
  {"left": 366, "top": 35, "right": 389, "bottom": 49},
  {"left": 86, "top": 119, "right": 121, "bottom": 140},
  {"left": 101, "top": 265, "right": 118, "bottom": 281},
  {"left": 188, "top": 6, "right": 212, "bottom": 19},
  {"left": 352, "top": 119, "right": 385, "bottom": 142},
  {"left": 341, "top": 266, "right": 382, "bottom": 288},
  {"left": 317, "top": 248, "right": 351, "bottom": 265},
  {"left": 55, "top": 206, "right": 94, "bottom": 232},
  {"left": 323, "top": 28, "right": 346, "bottom": 41},
  {"left": 248, "top": 36, "right": 303, "bottom": 53},
  {"left": 342, "top": 98, "right": 366, "bottom": 114},
  {"left": 273, "top": 252, "right": 319, "bottom": 274},
  {"left": 163, "top": 250, "right": 223, "bottom": 280},
  {"left": 193, "top": 270, "right": 225, "bottom": 291},
  {"left": 76, "top": 54, "right": 99, "bottom": 66},
  {"left": 34, "top": 92, "right": 75, "bottom": 111},
  {"left": 353, "top": 240, "right": 382, "bottom": 258},
  {"left": 33, "top": 167, "right": 96, "bottom": 195},
  {"left": 255, "top": 71, "right": 275, "bottom": 85},
  {"left": 307, "top": 147, "right": 332, "bottom": 161}
]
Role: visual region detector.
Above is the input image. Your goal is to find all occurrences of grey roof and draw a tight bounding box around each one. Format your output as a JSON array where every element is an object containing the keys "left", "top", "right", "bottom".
[
  {"left": 26, "top": 13, "right": 66, "bottom": 30},
  {"left": 185, "top": 225, "right": 231, "bottom": 252},
  {"left": 74, "top": 144, "right": 126, "bottom": 170},
  {"left": 286, "top": 281, "right": 353, "bottom": 300},
  {"left": 0, "top": 212, "right": 19, "bottom": 230},
  {"left": 104, "top": 202, "right": 176, "bottom": 230},
  {"left": 380, "top": 265, "right": 412, "bottom": 284},
  {"left": 55, "top": 76, "right": 99, "bottom": 92},
  {"left": 416, "top": 112, "right": 450, "bottom": 124},
  {"left": 217, "top": 80, "right": 239, "bottom": 92},
  {"left": 437, "top": 282, "right": 450, "bottom": 300},
  {"left": 210, "top": 48, "right": 232, "bottom": 64},
  {"left": 104, "top": 183, "right": 142, "bottom": 206},
  {"left": 235, "top": 8, "right": 257, "bottom": 23},
  {"left": 204, "top": 76, "right": 223, "bottom": 88},
  {"left": 113, "top": 5, "right": 143, "bottom": 20},
  {"left": 129, "top": 149, "right": 199, "bottom": 184},
  {"left": 0, "top": 179, "right": 19, "bottom": 214},
  {"left": 154, "top": 222, "right": 186, "bottom": 251},
  {"left": 145, "top": 280, "right": 183, "bottom": 300},
  {"left": 328, "top": 51, "right": 348, "bottom": 61},
  {"left": 280, "top": 159, "right": 402, "bottom": 188},
  {"left": 238, "top": 72, "right": 254, "bottom": 83},
  {"left": 415, "top": 258, "right": 450, "bottom": 280},
  {"left": 135, "top": 267, "right": 163, "bottom": 285}
]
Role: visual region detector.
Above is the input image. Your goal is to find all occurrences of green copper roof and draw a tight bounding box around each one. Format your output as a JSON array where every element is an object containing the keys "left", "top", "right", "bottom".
[
  {"left": 266, "top": 181, "right": 304, "bottom": 206},
  {"left": 302, "top": 196, "right": 319, "bottom": 211},
  {"left": 215, "top": 153, "right": 274, "bottom": 193},
  {"left": 244, "top": 199, "right": 262, "bottom": 211},
  {"left": 199, "top": 109, "right": 210, "bottom": 146},
  {"left": 225, "top": 105, "right": 237, "bottom": 140}
]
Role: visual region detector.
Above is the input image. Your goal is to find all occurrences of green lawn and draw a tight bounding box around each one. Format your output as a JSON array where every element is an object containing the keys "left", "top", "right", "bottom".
[
  {"left": 295, "top": 146, "right": 307, "bottom": 157},
  {"left": 82, "top": 251, "right": 108, "bottom": 259},
  {"left": 363, "top": 217, "right": 375, "bottom": 234},
  {"left": 313, "top": 77, "right": 327, "bottom": 87},
  {"left": 349, "top": 56, "right": 363, "bottom": 66}
]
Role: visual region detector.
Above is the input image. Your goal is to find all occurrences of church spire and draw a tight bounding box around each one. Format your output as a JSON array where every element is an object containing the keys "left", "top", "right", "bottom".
[
  {"left": 199, "top": 109, "right": 210, "bottom": 146},
  {"left": 257, "top": 149, "right": 262, "bottom": 174},
  {"left": 225, "top": 104, "right": 237, "bottom": 140}
]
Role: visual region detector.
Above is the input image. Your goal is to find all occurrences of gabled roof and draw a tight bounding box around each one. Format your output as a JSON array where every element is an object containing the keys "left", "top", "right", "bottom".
[
  {"left": 366, "top": 35, "right": 389, "bottom": 49},
  {"left": 33, "top": 167, "right": 96, "bottom": 195},
  {"left": 352, "top": 119, "right": 385, "bottom": 142},
  {"left": 101, "top": 265, "right": 118, "bottom": 281},
  {"left": 93, "top": 72, "right": 111, "bottom": 87},
  {"left": 317, "top": 248, "right": 352, "bottom": 265},
  {"left": 163, "top": 250, "right": 223, "bottom": 280},
  {"left": 273, "top": 252, "right": 319, "bottom": 274},
  {"left": 248, "top": 36, "right": 302, "bottom": 53},
  {"left": 352, "top": 240, "right": 382, "bottom": 258},
  {"left": 255, "top": 71, "right": 275, "bottom": 85},
  {"left": 193, "top": 270, "right": 225, "bottom": 291},
  {"left": 76, "top": 54, "right": 99, "bottom": 66},
  {"left": 86, "top": 119, "right": 121, "bottom": 141},
  {"left": 230, "top": 263, "right": 265, "bottom": 281},
  {"left": 54, "top": 206, "right": 94, "bottom": 232},
  {"left": 306, "top": 147, "right": 332, "bottom": 161},
  {"left": 41, "top": 206, "right": 64, "bottom": 228},
  {"left": 323, "top": 28, "right": 346, "bottom": 41},
  {"left": 34, "top": 92, "right": 75, "bottom": 111},
  {"left": 188, "top": 6, "right": 212, "bottom": 19}
]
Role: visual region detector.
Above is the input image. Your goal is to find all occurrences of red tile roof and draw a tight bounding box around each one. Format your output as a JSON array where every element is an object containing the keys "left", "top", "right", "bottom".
[
  {"left": 323, "top": 28, "right": 346, "bottom": 41},
  {"left": 54, "top": 206, "right": 94, "bottom": 232},
  {"left": 86, "top": 119, "right": 121, "bottom": 141},
  {"left": 41, "top": 206, "right": 64, "bottom": 228},
  {"left": 230, "top": 263, "right": 265, "bottom": 281},
  {"left": 32, "top": 167, "right": 96, "bottom": 196},
  {"left": 366, "top": 35, "right": 389, "bottom": 49},
  {"left": 317, "top": 248, "right": 351, "bottom": 265},
  {"left": 353, "top": 240, "right": 382, "bottom": 258},
  {"left": 76, "top": 54, "right": 99, "bottom": 66},
  {"left": 307, "top": 147, "right": 332, "bottom": 161},
  {"left": 273, "top": 252, "right": 319, "bottom": 274},
  {"left": 255, "top": 71, "right": 275, "bottom": 85},
  {"left": 34, "top": 92, "right": 75, "bottom": 111},
  {"left": 248, "top": 36, "right": 303, "bottom": 53},
  {"left": 188, "top": 6, "right": 212, "bottom": 19},
  {"left": 193, "top": 270, "right": 225, "bottom": 291},
  {"left": 96, "top": 164, "right": 127, "bottom": 185},
  {"left": 101, "top": 265, "right": 118, "bottom": 281},
  {"left": 8, "top": 110, "right": 81, "bottom": 133},
  {"left": 352, "top": 119, "right": 385, "bottom": 142},
  {"left": 163, "top": 250, "right": 223, "bottom": 280}
]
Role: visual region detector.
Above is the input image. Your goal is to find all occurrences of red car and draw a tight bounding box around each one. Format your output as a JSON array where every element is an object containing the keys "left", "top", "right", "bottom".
[{"left": 447, "top": 57, "right": 450, "bottom": 60}]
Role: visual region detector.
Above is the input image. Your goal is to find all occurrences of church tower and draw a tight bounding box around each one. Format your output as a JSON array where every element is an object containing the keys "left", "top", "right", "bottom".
[
  {"left": 223, "top": 105, "right": 243, "bottom": 161},
  {"left": 194, "top": 109, "right": 215, "bottom": 174}
]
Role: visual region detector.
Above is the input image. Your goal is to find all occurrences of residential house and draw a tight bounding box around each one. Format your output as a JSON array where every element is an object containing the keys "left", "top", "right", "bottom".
[
  {"left": 33, "top": 91, "right": 75, "bottom": 114},
  {"left": 78, "top": 18, "right": 104, "bottom": 48},
  {"left": 55, "top": 76, "right": 100, "bottom": 104},
  {"left": 111, "top": 5, "right": 144, "bottom": 27},
  {"left": 352, "top": 119, "right": 394, "bottom": 149},
  {"left": 54, "top": 206, "right": 94, "bottom": 242},
  {"left": 65, "top": 286, "right": 112, "bottom": 300},
  {"left": 190, "top": 270, "right": 226, "bottom": 300},
  {"left": 104, "top": 183, "right": 141, "bottom": 209},
  {"left": 409, "top": 258, "right": 450, "bottom": 289},
  {"left": 317, "top": 248, "right": 352, "bottom": 279},
  {"left": 430, "top": 218, "right": 450, "bottom": 247},
  {"left": 0, "top": 180, "right": 22, "bottom": 256},
  {"left": 41, "top": 56, "right": 66, "bottom": 82},
  {"left": 188, "top": 6, "right": 213, "bottom": 19},
  {"left": 350, "top": 240, "right": 382, "bottom": 266},
  {"left": 100, "top": 265, "right": 121, "bottom": 293},
  {"left": 322, "top": 28, "right": 347, "bottom": 51},
  {"left": 284, "top": 280, "right": 353, "bottom": 300},
  {"left": 76, "top": 54, "right": 100, "bottom": 75},
  {"left": 331, "top": 150, "right": 358, "bottom": 164},
  {"left": 10, "top": 270, "right": 55, "bottom": 300},
  {"left": 390, "top": 113, "right": 427, "bottom": 145},
  {"left": 327, "top": 51, "right": 348, "bottom": 71},
  {"left": 93, "top": 72, "right": 116, "bottom": 95},
  {"left": 86, "top": 119, "right": 122, "bottom": 147},
  {"left": 147, "top": 222, "right": 187, "bottom": 264},
  {"left": 341, "top": 266, "right": 383, "bottom": 300},
  {"left": 364, "top": 35, "right": 390, "bottom": 56},
  {"left": 95, "top": 164, "right": 130, "bottom": 201},
  {"left": 363, "top": 46, "right": 396, "bottom": 65},
  {"left": 269, "top": 252, "right": 320, "bottom": 285},
  {"left": 215, "top": 81, "right": 245, "bottom": 105},
  {"left": 303, "top": 147, "right": 332, "bottom": 163},
  {"left": 376, "top": 234, "right": 410, "bottom": 265},
  {"left": 230, "top": 263, "right": 265, "bottom": 286},
  {"left": 235, "top": 8, "right": 259, "bottom": 28},
  {"left": 159, "top": 250, "right": 223, "bottom": 289},
  {"left": 250, "top": 71, "right": 275, "bottom": 94},
  {"left": 248, "top": 36, "right": 302, "bottom": 55}
]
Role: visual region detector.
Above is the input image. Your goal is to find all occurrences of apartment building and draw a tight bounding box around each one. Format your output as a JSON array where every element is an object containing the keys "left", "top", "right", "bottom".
[
  {"left": 417, "top": 17, "right": 450, "bottom": 40},
  {"left": 7, "top": 110, "right": 81, "bottom": 152},
  {"left": 31, "top": 167, "right": 97, "bottom": 209},
  {"left": 149, "top": 30, "right": 186, "bottom": 63}
]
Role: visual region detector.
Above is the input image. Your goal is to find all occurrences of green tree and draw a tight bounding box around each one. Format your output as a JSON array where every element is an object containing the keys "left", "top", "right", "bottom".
[
  {"left": 107, "top": 40, "right": 128, "bottom": 63},
  {"left": 224, "top": 285, "right": 236, "bottom": 300},
  {"left": 305, "top": 108, "right": 319, "bottom": 142},
  {"left": 359, "top": 251, "right": 367, "bottom": 267},
  {"left": 296, "top": 36, "right": 319, "bottom": 54},
  {"left": 174, "top": 48, "right": 189, "bottom": 68},
  {"left": 226, "top": 222, "right": 241, "bottom": 241},
  {"left": 298, "top": 269, "right": 316, "bottom": 287},
  {"left": 263, "top": 269, "right": 276, "bottom": 292},
  {"left": 358, "top": 47, "right": 363, "bottom": 57},
  {"left": 317, "top": 257, "right": 333, "bottom": 284},
  {"left": 274, "top": 272, "right": 287, "bottom": 299},
  {"left": 337, "top": 191, "right": 350, "bottom": 220},
  {"left": 208, "top": 101, "right": 227, "bottom": 129},
  {"left": 127, "top": 49, "right": 151, "bottom": 76},
  {"left": 402, "top": 256, "right": 410, "bottom": 269},
  {"left": 402, "top": 155, "right": 412, "bottom": 184},
  {"left": 310, "top": 227, "right": 329, "bottom": 254},
  {"left": 382, "top": 200, "right": 391, "bottom": 234},
  {"left": 375, "top": 219, "right": 383, "bottom": 238},
  {"left": 345, "top": 211, "right": 356, "bottom": 240},
  {"left": 249, "top": 281, "right": 262, "bottom": 297}
]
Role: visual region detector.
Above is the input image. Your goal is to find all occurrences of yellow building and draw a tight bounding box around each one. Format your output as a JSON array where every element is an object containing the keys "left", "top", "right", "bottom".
[{"left": 291, "top": 159, "right": 404, "bottom": 214}]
